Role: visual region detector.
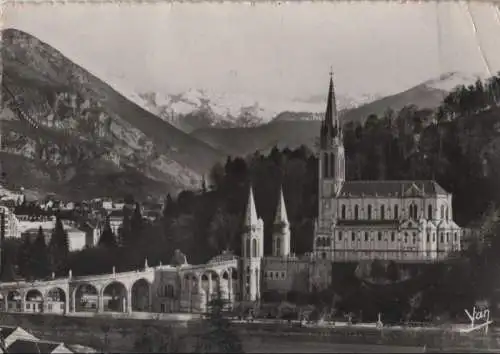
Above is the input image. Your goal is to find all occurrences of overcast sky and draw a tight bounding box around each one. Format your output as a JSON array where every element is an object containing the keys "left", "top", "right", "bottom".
[{"left": 5, "top": 1, "right": 500, "bottom": 101}]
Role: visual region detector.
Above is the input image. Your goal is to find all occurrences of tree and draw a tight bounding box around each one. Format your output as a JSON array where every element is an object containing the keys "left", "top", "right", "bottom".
[
  {"left": 49, "top": 217, "right": 69, "bottom": 276},
  {"left": 16, "top": 237, "right": 33, "bottom": 279},
  {"left": 99, "top": 217, "right": 117, "bottom": 248},
  {"left": 133, "top": 325, "right": 182, "bottom": 353},
  {"left": 31, "top": 226, "right": 50, "bottom": 279},
  {"left": 194, "top": 293, "right": 244, "bottom": 353},
  {"left": 130, "top": 202, "right": 143, "bottom": 242}
]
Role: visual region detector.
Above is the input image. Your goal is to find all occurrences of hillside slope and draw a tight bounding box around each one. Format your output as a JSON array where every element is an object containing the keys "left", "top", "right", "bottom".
[{"left": 1, "top": 28, "right": 226, "bottom": 199}]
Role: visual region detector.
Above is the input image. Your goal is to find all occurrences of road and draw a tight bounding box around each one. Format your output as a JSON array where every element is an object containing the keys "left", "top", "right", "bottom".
[{"left": 243, "top": 337, "right": 425, "bottom": 353}]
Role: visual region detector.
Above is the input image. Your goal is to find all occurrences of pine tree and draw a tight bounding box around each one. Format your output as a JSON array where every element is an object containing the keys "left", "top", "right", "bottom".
[
  {"left": 130, "top": 202, "right": 143, "bottom": 243},
  {"left": 17, "top": 236, "right": 33, "bottom": 279},
  {"left": 99, "top": 217, "right": 117, "bottom": 248},
  {"left": 49, "top": 217, "right": 69, "bottom": 276},
  {"left": 194, "top": 290, "right": 244, "bottom": 353},
  {"left": 32, "top": 226, "right": 49, "bottom": 279}
]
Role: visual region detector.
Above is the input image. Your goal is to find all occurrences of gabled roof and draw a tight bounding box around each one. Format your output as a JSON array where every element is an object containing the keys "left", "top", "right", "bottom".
[
  {"left": 8, "top": 339, "right": 67, "bottom": 354},
  {"left": 338, "top": 180, "right": 448, "bottom": 198}
]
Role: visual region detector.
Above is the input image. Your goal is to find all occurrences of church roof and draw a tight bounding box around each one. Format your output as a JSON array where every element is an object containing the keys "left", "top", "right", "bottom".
[
  {"left": 338, "top": 180, "right": 448, "bottom": 198},
  {"left": 337, "top": 220, "right": 400, "bottom": 227}
]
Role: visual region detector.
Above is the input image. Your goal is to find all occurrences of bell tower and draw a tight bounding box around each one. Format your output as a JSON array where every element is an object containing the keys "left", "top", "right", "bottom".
[
  {"left": 315, "top": 70, "right": 345, "bottom": 255},
  {"left": 241, "top": 186, "right": 264, "bottom": 302}
]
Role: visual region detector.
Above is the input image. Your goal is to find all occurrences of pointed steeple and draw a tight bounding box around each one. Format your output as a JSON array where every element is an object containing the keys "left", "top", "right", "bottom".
[
  {"left": 321, "top": 69, "right": 341, "bottom": 147},
  {"left": 244, "top": 185, "right": 258, "bottom": 226},
  {"left": 274, "top": 186, "right": 289, "bottom": 225}
]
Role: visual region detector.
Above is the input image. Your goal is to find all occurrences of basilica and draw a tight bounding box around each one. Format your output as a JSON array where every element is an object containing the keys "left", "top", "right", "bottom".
[{"left": 242, "top": 73, "right": 463, "bottom": 301}]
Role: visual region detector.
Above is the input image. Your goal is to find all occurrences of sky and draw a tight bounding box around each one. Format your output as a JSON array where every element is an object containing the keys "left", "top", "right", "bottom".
[{"left": 5, "top": 1, "right": 500, "bottom": 102}]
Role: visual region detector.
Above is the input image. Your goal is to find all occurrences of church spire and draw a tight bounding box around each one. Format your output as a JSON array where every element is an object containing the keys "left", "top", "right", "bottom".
[
  {"left": 244, "top": 185, "right": 258, "bottom": 226},
  {"left": 274, "top": 185, "right": 289, "bottom": 225},
  {"left": 321, "top": 69, "right": 341, "bottom": 147}
]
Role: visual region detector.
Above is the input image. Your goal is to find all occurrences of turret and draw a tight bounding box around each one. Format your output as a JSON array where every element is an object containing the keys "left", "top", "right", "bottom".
[{"left": 272, "top": 186, "right": 290, "bottom": 257}]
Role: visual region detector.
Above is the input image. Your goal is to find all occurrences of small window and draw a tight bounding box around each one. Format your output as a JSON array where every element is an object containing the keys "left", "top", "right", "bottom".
[
  {"left": 426, "top": 233, "right": 430, "bottom": 243},
  {"left": 269, "top": 272, "right": 273, "bottom": 279},
  {"left": 364, "top": 232, "right": 369, "bottom": 242},
  {"left": 427, "top": 205, "right": 432, "bottom": 220},
  {"left": 351, "top": 232, "right": 355, "bottom": 241},
  {"left": 381, "top": 205, "right": 385, "bottom": 220},
  {"left": 354, "top": 205, "right": 359, "bottom": 220},
  {"left": 404, "top": 233, "right": 408, "bottom": 243},
  {"left": 281, "top": 272, "right": 285, "bottom": 279},
  {"left": 338, "top": 231, "right": 343, "bottom": 241},
  {"left": 391, "top": 232, "right": 395, "bottom": 242},
  {"left": 454, "top": 232, "right": 458, "bottom": 242},
  {"left": 378, "top": 232, "right": 382, "bottom": 241},
  {"left": 341, "top": 205, "right": 346, "bottom": 219},
  {"left": 440, "top": 233, "right": 444, "bottom": 243},
  {"left": 446, "top": 232, "right": 449, "bottom": 242},
  {"left": 394, "top": 205, "right": 399, "bottom": 219},
  {"left": 367, "top": 205, "right": 372, "bottom": 220},
  {"left": 433, "top": 233, "right": 436, "bottom": 242}
]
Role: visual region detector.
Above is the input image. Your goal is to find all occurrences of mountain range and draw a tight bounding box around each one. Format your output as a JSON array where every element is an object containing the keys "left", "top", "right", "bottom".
[
  {"left": 0, "top": 28, "right": 480, "bottom": 200},
  {"left": 189, "top": 72, "right": 480, "bottom": 157}
]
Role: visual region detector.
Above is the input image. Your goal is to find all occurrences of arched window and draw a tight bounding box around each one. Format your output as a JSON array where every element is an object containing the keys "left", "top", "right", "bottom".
[
  {"left": 354, "top": 205, "right": 359, "bottom": 220},
  {"left": 412, "top": 232, "right": 416, "bottom": 244},
  {"left": 246, "top": 238, "right": 251, "bottom": 258},
  {"left": 391, "top": 232, "right": 395, "bottom": 242},
  {"left": 454, "top": 232, "right": 457, "bottom": 242},
  {"left": 252, "top": 238, "right": 257, "bottom": 258},
  {"left": 410, "top": 204, "right": 418, "bottom": 219},
  {"left": 323, "top": 153, "right": 329, "bottom": 178},
  {"left": 404, "top": 232, "right": 408, "bottom": 243},
  {"left": 446, "top": 232, "right": 449, "bottom": 242},
  {"left": 381, "top": 205, "right": 385, "bottom": 220},
  {"left": 364, "top": 232, "right": 369, "bottom": 242},
  {"left": 446, "top": 207, "right": 449, "bottom": 220},
  {"left": 330, "top": 153, "right": 335, "bottom": 178},
  {"left": 440, "top": 233, "right": 444, "bottom": 243},
  {"left": 428, "top": 205, "right": 432, "bottom": 220},
  {"left": 426, "top": 232, "right": 430, "bottom": 243},
  {"left": 341, "top": 205, "right": 346, "bottom": 219},
  {"left": 276, "top": 238, "right": 281, "bottom": 254},
  {"left": 440, "top": 205, "right": 444, "bottom": 219},
  {"left": 367, "top": 205, "right": 372, "bottom": 220},
  {"left": 394, "top": 205, "right": 399, "bottom": 219}
]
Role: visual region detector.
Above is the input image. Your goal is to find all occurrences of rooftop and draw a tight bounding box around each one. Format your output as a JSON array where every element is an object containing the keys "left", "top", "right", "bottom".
[{"left": 339, "top": 180, "right": 449, "bottom": 198}]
